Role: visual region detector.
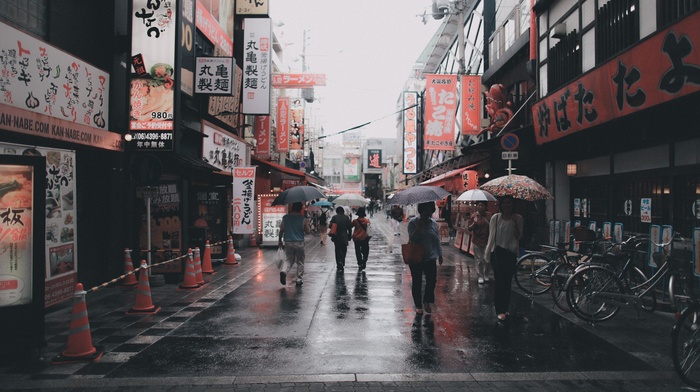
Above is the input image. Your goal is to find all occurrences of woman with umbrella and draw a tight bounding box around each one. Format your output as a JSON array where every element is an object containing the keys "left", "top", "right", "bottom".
[
  {"left": 484, "top": 195, "right": 523, "bottom": 322},
  {"left": 407, "top": 201, "right": 443, "bottom": 314},
  {"left": 329, "top": 206, "right": 352, "bottom": 271}
]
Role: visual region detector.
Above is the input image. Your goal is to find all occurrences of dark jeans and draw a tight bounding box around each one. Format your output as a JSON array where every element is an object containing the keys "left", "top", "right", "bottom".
[
  {"left": 353, "top": 238, "right": 369, "bottom": 267},
  {"left": 334, "top": 241, "right": 348, "bottom": 268},
  {"left": 408, "top": 258, "right": 437, "bottom": 309},
  {"left": 491, "top": 247, "right": 517, "bottom": 315}
]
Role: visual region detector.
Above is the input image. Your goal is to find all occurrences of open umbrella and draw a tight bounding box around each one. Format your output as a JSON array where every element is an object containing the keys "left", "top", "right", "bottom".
[
  {"left": 456, "top": 189, "right": 498, "bottom": 202},
  {"left": 480, "top": 174, "right": 553, "bottom": 201},
  {"left": 312, "top": 200, "right": 334, "bottom": 208},
  {"left": 387, "top": 186, "right": 451, "bottom": 205},
  {"left": 271, "top": 185, "right": 325, "bottom": 206},
  {"left": 333, "top": 193, "right": 369, "bottom": 207}
]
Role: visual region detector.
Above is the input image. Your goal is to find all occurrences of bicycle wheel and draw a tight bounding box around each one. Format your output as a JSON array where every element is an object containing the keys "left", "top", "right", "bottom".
[
  {"left": 672, "top": 304, "right": 700, "bottom": 388},
  {"left": 551, "top": 262, "right": 575, "bottom": 312},
  {"left": 515, "top": 253, "right": 555, "bottom": 295},
  {"left": 626, "top": 266, "right": 656, "bottom": 312},
  {"left": 566, "top": 265, "right": 622, "bottom": 323},
  {"left": 670, "top": 272, "right": 695, "bottom": 313}
]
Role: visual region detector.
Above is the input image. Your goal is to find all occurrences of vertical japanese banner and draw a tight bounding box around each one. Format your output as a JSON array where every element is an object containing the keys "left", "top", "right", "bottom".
[
  {"left": 641, "top": 198, "right": 652, "bottom": 223},
  {"left": 277, "top": 97, "right": 290, "bottom": 152},
  {"left": 254, "top": 115, "right": 271, "bottom": 158},
  {"left": 232, "top": 167, "right": 256, "bottom": 234},
  {"left": 424, "top": 74, "right": 457, "bottom": 151},
  {"left": 461, "top": 75, "right": 481, "bottom": 135},
  {"left": 0, "top": 144, "right": 77, "bottom": 307},
  {"left": 0, "top": 163, "right": 35, "bottom": 307},
  {"left": 242, "top": 18, "right": 271, "bottom": 114},
  {"left": 367, "top": 149, "right": 382, "bottom": 169},
  {"left": 130, "top": 0, "right": 176, "bottom": 149},
  {"left": 403, "top": 92, "right": 418, "bottom": 175},
  {"left": 290, "top": 99, "right": 304, "bottom": 150}
]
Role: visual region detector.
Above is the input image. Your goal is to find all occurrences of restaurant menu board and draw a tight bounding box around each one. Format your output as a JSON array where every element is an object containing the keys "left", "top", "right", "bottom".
[
  {"left": 0, "top": 164, "right": 35, "bottom": 306},
  {"left": 1, "top": 143, "right": 77, "bottom": 307},
  {"left": 259, "top": 195, "right": 285, "bottom": 246},
  {"left": 140, "top": 183, "right": 182, "bottom": 274}
]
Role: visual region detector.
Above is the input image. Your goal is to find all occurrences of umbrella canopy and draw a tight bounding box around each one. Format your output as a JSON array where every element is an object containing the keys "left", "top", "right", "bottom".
[
  {"left": 456, "top": 189, "right": 498, "bottom": 202},
  {"left": 312, "top": 200, "right": 334, "bottom": 208},
  {"left": 480, "top": 174, "right": 553, "bottom": 201},
  {"left": 271, "top": 185, "right": 326, "bottom": 206},
  {"left": 333, "top": 193, "right": 369, "bottom": 207},
  {"left": 387, "top": 186, "right": 451, "bottom": 205}
]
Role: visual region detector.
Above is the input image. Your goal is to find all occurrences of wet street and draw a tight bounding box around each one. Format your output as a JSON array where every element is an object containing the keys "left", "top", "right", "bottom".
[{"left": 0, "top": 217, "right": 687, "bottom": 391}]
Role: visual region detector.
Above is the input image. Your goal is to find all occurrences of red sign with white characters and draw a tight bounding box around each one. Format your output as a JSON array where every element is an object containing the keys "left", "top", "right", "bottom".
[{"left": 424, "top": 74, "right": 458, "bottom": 150}]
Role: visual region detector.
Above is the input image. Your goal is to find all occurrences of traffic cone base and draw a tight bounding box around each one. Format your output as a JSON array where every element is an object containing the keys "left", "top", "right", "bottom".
[
  {"left": 52, "top": 283, "right": 104, "bottom": 365},
  {"left": 127, "top": 261, "right": 160, "bottom": 314},
  {"left": 223, "top": 237, "right": 239, "bottom": 265}
]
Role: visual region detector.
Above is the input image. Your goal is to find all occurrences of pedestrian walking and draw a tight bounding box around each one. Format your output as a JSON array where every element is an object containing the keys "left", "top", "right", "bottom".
[
  {"left": 467, "top": 201, "right": 491, "bottom": 284},
  {"left": 278, "top": 202, "right": 311, "bottom": 286},
  {"left": 329, "top": 206, "right": 352, "bottom": 271},
  {"left": 318, "top": 208, "right": 329, "bottom": 246},
  {"left": 484, "top": 195, "right": 522, "bottom": 322},
  {"left": 407, "top": 201, "right": 443, "bottom": 314},
  {"left": 351, "top": 207, "right": 371, "bottom": 271},
  {"left": 390, "top": 205, "right": 403, "bottom": 236},
  {"left": 368, "top": 199, "right": 375, "bottom": 217}
]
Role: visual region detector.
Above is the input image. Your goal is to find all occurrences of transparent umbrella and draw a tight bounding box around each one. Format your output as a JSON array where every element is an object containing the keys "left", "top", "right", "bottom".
[
  {"left": 333, "top": 193, "right": 369, "bottom": 207},
  {"left": 387, "top": 186, "right": 451, "bottom": 205}
]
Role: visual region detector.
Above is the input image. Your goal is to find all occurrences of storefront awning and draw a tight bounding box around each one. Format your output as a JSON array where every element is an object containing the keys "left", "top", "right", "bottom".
[
  {"left": 420, "top": 167, "right": 469, "bottom": 187},
  {"left": 252, "top": 157, "right": 305, "bottom": 178}
]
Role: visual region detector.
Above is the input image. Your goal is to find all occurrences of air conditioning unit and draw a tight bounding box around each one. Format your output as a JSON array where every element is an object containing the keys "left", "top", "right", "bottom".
[{"left": 551, "top": 22, "right": 567, "bottom": 39}]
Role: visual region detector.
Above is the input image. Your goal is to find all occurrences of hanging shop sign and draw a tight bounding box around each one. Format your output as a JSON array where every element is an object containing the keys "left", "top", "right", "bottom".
[
  {"left": 232, "top": 167, "right": 256, "bottom": 234},
  {"left": 202, "top": 121, "right": 250, "bottom": 172},
  {"left": 207, "top": 64, "right": 243, "bottom": 129},
  {"left": 258, "top": 194, "right": 285, "bottom": 245},
  {"left": 241, "top": 18, "right": 271, "bottom": 115},
  {"left": 403, "top": 91, "right": 418, "bottom": 175},
  {"left": 180, "top": 0, "right": 195, "bottom": 96},
  {"left": 1, "top": 143, "right": 78, "bottom": 307},
  {"left": 461, "top": 75, "right": 482, "bottom": 135},
  {"left": 424, "top": 74, "right": 457, "bottom": 151},
  {"left": 343, "top": 154, "right": 361, "bottom": 182},
  {"left": 271, "top": 73, "right": 327, "bottom": 88},
  {"left": 236, "top": 0, "right": 269, "bottom": 15},
  {"left": 533, "top": 12, "right": 700, "bottom": 145},
  {"left": 130, "top": 0, "right": 177, "bottom": 150},
  {"left": 0, "top": 23, "right": 119, "bottom": 151},
  {"left": 195, "top": 57, "right": 234, "bottom": 95},
  {"left": 277, "top": 97, "right": 290, "bottom": 152},
  {"left": 254, "top": 115, "right": 271, "bottom": 158},
  {"left": 367, "top": 149, "right": 382, "bottom": 170}
]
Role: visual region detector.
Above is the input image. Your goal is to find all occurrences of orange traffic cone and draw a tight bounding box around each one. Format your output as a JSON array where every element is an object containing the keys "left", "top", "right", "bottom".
[
  {"left": 201, "top": 240, "right": 214, "bottom": 274},
  {"left": 223, "top": 236, "right": 238, "bottom": 265},
  {"left": 126, "top": 260, "right": 161, "bottom": 314},
  {"left": 179, "top": 249, "right": 200, "bottom": 290},
  {"left": 52, "top": 283, "right": 104, "bottom": 364},
  {"left": 193, "top": 247, "right": 205, "bottom": 285},
  {"left": 119, "top": 248, "right": 138, "bottom": 287}
]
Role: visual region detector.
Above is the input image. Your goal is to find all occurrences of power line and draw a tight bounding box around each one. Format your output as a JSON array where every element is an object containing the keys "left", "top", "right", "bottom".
[{"left": 310, "top": 103, "right": 418, "bottom": 141}]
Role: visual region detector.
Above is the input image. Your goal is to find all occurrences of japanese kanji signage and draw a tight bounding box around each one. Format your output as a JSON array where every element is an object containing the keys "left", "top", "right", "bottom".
[
  {"left": 232, "top": 167, "right": 256, "bottom": 234},
  {"left": 277, "top": 97, "right": 289, "bottom": 152},
  {"left": 236, "top": 0, "right": 268, "bottom": 15},
  {"left": 259, "top": 194, "right": 285, "bottom": 245},
  {"left": 195, "top": 57, "right": 233, "bottom": 95},
  {"left": 424, "top": 74, "right": 457, "bottom": 151},
  {"left": 367, "top": 149, "right": 382, "bottom": 169},
  {"left": 403, "top": 91, "right": 418, "bottom": 175},
  {"left": 461, "top": 75, "right": 481, "bottom": 135},
  {"left": 533, "top": 12, "right": 700, "bottom": 145},
  {"left": 290, "top": 99, "right": 304, "bottom": 151},
  {"left": 242, "top": 18, "right": 271, "bottom": 115},
  {"left": 195, "top": 0, "right": 233, "bottom": 57},
  {"left": 254, "top": 115, "right": 270, "bottom": 158},
  {"left": 202, "top": 122, "right": 250, "bottom": 172},
  {"left": 130, "top": 0, "right": 176, "bottom": 149},
  {"left": 271, "top": 73, "right": 327, "bottom": 88}
]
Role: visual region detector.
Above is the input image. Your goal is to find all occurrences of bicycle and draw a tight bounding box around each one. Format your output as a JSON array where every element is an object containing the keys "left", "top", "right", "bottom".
[
  {"left": 672, "top": 299, "right": 700, "bottom": 388},
  {"left": 565, "top": 233, "right": 686, "bottom": 323}
]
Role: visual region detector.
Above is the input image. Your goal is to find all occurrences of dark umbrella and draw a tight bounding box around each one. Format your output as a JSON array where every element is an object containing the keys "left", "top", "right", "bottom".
[
  {"left": 272, "top": 185, "right": 326, "bottom": 206},
  {"left": 387, "top": 186, "right": 451, "bottom": 205}
]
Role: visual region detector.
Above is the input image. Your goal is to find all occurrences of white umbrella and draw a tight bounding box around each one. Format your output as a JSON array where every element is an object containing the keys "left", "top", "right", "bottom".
[
  {"left": 333, "top": 193, "right": 369, "bottom": 207},
  {"left": 456, "top": 189, "right": 498, "bottom": 202}
]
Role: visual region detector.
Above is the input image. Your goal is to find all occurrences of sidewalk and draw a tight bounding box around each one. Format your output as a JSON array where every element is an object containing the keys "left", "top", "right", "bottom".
[{"left": 0, "top": 217, "right": 686, "bottom": 391}]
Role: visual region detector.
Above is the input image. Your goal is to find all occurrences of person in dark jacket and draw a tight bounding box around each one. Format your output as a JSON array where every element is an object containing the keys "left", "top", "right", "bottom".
[
  {"left": 329, "top": 206, "right": 352, "bottom": 271},
  {"left": 407, "top": 201, "right": 443, "bottom": 314},
  {"left": 351, "top": 207, "right": 371, "bottom": 271}
]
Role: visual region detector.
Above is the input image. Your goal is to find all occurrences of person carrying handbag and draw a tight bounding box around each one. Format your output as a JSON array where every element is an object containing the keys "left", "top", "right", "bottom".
[
  {"left": 351, "top": 207, "right": 371, "bottom": 271},
  {"left": 484, "top": 195, "right": 522, "bottom": 322},
  {"left": 407, "top": 201, "right": 443, "bottom": 314}
]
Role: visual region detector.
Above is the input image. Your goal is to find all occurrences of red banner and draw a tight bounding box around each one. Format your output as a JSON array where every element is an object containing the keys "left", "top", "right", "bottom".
[
  {"left": 403, "top": 92, "right": 418, "bottom": 174},
  {"left": 290, "top": 100, "right": 304, "bottom": 150},
  {"left": 533, "top": 11, "right": 700, "bottom": 145},
  {"left": 271, "top": 73, "right": 326, "bottom": 88},
  {"left": 424, "top": 74, "right": 458, "bottom": 150},
  {"left": 276, "top": 97, "right": 289, "bottom": 152},
  {"left": 254, "top": 115, "right": 270, "bottom": 157},
  {"left": 461, "top": 75, "right": 482, "bottom": 135}
]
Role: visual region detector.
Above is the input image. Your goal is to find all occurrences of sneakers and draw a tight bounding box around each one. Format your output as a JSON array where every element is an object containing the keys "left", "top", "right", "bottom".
[
  {"left": 295, "top": 280, "right": 303, "bottom": 286},
  {"left": 478, "top": 277, "right": 485, "bottom": 284},
  {"left": 279, "top": 271, "right": 286, "bottom": 285},
  {"left": 484, "top": 276, "right": 490, "bottom": 283}
]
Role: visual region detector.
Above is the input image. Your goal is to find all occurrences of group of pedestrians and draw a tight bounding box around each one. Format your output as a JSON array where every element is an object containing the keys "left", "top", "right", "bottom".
[{"left": 278, "top": 195, "right": 523, "bottom": 323}]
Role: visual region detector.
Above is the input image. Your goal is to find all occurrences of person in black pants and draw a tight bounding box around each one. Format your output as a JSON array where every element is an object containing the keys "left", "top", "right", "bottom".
[
  {"left": 407, "top": 201, "right": 443, "bottom": 314},
  {"left": 329, "top": 206, "right": 352, "bottom": 271},
  {"left": 484, "top": 195, "right": 523, "bottom": 322},
  {"left": 351, "top": 207, "right": 371, "bottom": 271}
]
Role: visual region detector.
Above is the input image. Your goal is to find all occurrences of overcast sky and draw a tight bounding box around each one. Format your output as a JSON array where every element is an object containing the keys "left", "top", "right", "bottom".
[{"left": 269, "top": 1, "right": 441, "bottom": 141}]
